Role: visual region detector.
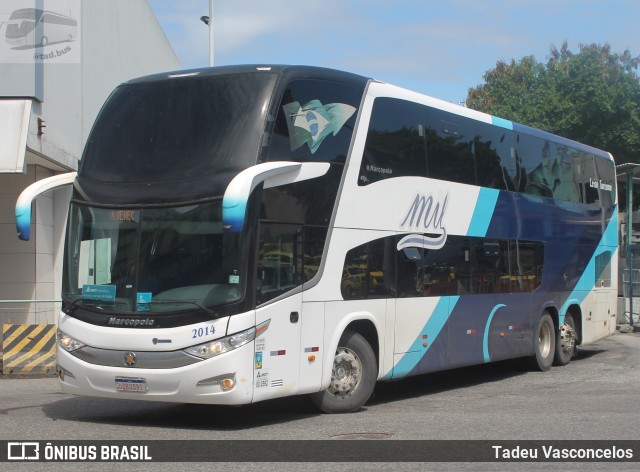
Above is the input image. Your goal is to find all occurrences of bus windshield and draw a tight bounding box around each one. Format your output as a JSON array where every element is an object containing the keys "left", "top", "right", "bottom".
[
  {"left": 62, "top": 200, "right": 244, "bottom": 314},
  {"left": 80, "top": 72, "right": 277, "bottom": 183},
  {"left": 6, "top": 9, "right": 42, "bottom": 39}
]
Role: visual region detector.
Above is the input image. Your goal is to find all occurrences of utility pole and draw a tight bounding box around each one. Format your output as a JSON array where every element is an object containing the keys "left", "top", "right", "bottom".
[
  {"left": 200, "top": 0, "right": 214, "bottom": 66},
  {"left": 208, "top": 0, "right": 214, "bottom": 66}
]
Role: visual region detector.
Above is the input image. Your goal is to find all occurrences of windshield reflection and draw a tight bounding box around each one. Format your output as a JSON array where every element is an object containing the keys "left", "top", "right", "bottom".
[{"left": 62, "top": 201, "right": 243, "bottom": 314}]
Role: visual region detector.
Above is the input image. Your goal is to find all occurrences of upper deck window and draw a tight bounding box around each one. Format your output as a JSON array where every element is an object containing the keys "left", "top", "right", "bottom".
[
  {"left": 359, "top": 97, "right": 615, "bottom": 208},
  {"left": 266, "top": 79, "right": 363, "bottom": 163},
  {"left": 359, "top": 98, "right": 427, "bottom": 185},
  {"left": 80, "top": 72, "right": 277, "bottom": 183}
]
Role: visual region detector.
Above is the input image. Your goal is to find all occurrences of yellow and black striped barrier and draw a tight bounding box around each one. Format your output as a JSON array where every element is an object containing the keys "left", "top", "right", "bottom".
[{"left": 2, "top": 324, "right": 57, "bottom": 376}]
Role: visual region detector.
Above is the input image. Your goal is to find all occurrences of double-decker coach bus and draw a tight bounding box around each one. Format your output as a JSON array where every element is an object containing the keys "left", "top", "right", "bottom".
[
  {"left": 5, "top": 8, "right": 77, "bottom": 48},
  {"left": 16, "top": 65, "right": 617, "bottom": 413}
]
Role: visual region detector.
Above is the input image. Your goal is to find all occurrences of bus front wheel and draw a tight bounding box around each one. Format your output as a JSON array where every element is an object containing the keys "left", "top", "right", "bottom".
[
  {"left": 528, "top": 312, "right": 555, "bottom": 371},
  {"left": 310, "top": 330, "right": 376, "bottom": 414}
]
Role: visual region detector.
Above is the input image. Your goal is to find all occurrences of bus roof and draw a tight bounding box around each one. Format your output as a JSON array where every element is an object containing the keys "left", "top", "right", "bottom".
[
  {"left": 9, "top": 8, "right": 76, "bottom": 21},
  {"left": 9, "top": 8, "right": 44, "bottom": 20},
  {"left": 125, "top": 64, "right": 371, "bottom": 89}
]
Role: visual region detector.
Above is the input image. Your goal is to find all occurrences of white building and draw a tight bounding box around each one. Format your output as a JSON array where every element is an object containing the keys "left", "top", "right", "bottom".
[{"left": 0, "top": 0, "right": 180, "bottom": 325}]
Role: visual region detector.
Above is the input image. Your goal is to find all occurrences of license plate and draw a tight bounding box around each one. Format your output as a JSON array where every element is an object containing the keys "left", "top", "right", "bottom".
[{"left": 115, "top": 376, "right": 147, "bottom": 393}]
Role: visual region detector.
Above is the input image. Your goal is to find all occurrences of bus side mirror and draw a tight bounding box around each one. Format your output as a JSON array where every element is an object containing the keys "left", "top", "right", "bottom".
[
  {"left": 16, "top": 172, "right": 76, "bottom": 241},
  {"left": 222, "top": 161, "right": 329, "bottom": 233}
]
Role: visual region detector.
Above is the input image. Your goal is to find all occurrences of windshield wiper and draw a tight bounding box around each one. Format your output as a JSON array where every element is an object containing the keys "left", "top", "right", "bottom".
[
  {"left": 63, "top": 297, "right": 103, "bottom": 314},
  {"left": 64, "top": 297, "right": 217, "bottom": 317},
  {"left": 149, "top": 299, "right": 217, "bottom": 316}
]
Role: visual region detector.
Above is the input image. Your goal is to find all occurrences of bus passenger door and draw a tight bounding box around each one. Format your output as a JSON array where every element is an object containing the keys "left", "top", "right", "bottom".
[{"left": 252, "top": 223, "right": 303, "bottom": 402}]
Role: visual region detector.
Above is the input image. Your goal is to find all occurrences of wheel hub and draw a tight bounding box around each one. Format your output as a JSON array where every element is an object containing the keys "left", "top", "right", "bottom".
[
  {"left": 559, "top": 322, "right": 576, "bottom": 354},
  {"left": 538, "top": 322, "right": 552, "bottom": 357},
  {"left": 328, "top": 347, "right": 362, "bottom": 397}
]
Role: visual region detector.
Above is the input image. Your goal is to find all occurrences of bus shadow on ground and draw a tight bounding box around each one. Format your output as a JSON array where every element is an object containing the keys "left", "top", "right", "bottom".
[
  {"left": 369, "top": 358, "right": 527, "bottom": 406},
  {"left": 369, "top": 346, "right": 605, "bottom": 406},
  {"left": 42, "top": 393, "right": 319, "bottom": 431},
  {"left": 42, "top": 348, "right": 605, "bottom": 429}
]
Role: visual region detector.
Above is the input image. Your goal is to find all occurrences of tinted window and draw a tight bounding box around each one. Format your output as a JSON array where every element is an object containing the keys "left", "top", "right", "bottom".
[
  {"left": 256, "top": 223, "right": 301, "bottom": 304},
  {"left": 426, "top": 109, "right": 475, "bottom": 185},
  {"left": 369, "top": 238, "right": 395, "bottom": 298},
  {"left": 267, "top": 79, "right": 363, "bottom": 163},
  {"left": 425, "top": 237, "right": 472, "bottom": 295},
  {"left": 473, "top": 239, "right": 542, "bottom": 293},
  {"left": 520, "top": 136, "right": 585, "bottom": 203},
  {"left": 303, "top": 226, "right": 328, "bottom": 282},
  {"left": 62, "top": 201, "right": 245, "bottom": 314},
  {"left": 342, "top": 235, "right": 543, "bottom": 299},
  {"left": 553, "top": 146, "right": 583, "bottom": 203},
  {"left": 593, "top": 156, "right": 616, "bottom": 208},
  {"left": 580, "top": 154, "right": 599, "bottom": 205},
  {"left": 359, "top": 98, "right": 427, "bottom": 185},
  {"left": 341, "top": 244, "right": 368, "bottom": 299},
  {"left": 342, "top": 238, "right": 395, "bottom": 299},
  {"left": 397, "top": 245, "right": 424, "bottom": 298},
  {"left": 474, "top": 122, "right": 517, "bottom": 191},
  {"left": 357, "top": 99, "right": 614, "bottom": 208},
  {"left": 575, "top": 151, "right": 615, "bottom": 207},
  {"left": 518, "top": 134, "right": 554, "bottom": 198},
  {"left": 256, "top": 223, "right": 332, "bottom": 302},
  {"left": 81, "top": 73, "right": 277, "bottom": 183},
  {"left": 261, "top": 161, "right": 343, "bottom": 226}
]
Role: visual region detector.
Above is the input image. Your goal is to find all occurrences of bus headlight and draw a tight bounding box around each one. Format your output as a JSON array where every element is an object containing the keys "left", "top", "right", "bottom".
[
  {"left": 57, "top": 330, "right": 86, "bottom": 352},
  {"left": 184, "top": 319, "right": 270, "bottom": 359}
]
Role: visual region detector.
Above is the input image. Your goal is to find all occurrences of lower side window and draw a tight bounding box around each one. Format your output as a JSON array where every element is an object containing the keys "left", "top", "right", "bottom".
[{"left": 342, "top": 235, "right": 544, "bottom": 300}]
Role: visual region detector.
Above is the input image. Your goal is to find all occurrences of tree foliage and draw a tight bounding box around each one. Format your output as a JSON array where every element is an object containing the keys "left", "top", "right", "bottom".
[{"left": 466, "top": 42, "right": 640, "bottom": 163}]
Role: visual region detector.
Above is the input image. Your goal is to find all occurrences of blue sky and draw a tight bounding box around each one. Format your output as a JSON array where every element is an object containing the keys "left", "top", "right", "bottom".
[{"left": 148, "top": 0, "right": 639, "bottom": 104}]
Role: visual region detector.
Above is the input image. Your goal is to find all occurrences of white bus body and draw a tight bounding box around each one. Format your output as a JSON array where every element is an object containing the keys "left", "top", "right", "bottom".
[{"left": 17, "top": 66, "right": 618, "bottom": 413}]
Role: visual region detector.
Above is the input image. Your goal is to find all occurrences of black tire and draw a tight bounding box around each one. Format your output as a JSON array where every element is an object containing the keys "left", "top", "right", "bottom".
[
  {"left": 310, "top": 330, "right": 377, "bottom": 413},
  {"left": 40, "top": 36, "right": 48, "bottom": 47},
  {"left": 528, "top": 312, "right": 556, "bottom": 371},
  {"left": 553, "top": 313, "right": 576, "bottom": 366}
]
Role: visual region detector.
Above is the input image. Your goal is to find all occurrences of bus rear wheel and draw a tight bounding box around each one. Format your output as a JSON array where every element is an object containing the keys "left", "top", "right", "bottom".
[
  {"left": 553, "top": 313, "right": 576, "bottom": 366},
  {"left": 310, "top": 330, "right": 376, "bottom": 413},
  {"left": 528, "top": 312, "right": 555, "bottom": 371}
]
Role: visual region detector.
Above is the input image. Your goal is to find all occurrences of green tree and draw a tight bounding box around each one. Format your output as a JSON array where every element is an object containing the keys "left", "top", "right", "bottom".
[{"left": 466, "top": 42, "right": 640, "bottom": 164}]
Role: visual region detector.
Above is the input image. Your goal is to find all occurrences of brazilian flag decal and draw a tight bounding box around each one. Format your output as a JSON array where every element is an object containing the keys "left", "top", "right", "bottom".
[{"left": 283, "top": 100, "right": 356, "bottom": 154}]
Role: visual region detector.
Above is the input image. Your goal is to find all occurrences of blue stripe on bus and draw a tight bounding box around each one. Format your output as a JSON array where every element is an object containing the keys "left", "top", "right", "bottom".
[
  {"left": 388, "top": 296, "right": 459, "bottom": 378},
  {"left": 483, "top": 303, "right": 506, "bottom": 362},
  {"left": 387, "top": 201, "right": 616, "bottom": 379},
  {"left": 559, "top": 207, "right": 618, "bottom": 322},
  {"left": 467, "top": 187, "right": 500, "bottom": 237},
  {"left": 222, "top": 196, "right": 247, "bottom": 232},
  {"left": 491, "top": 116, "right": 513, "bottom": 130},
  {"left": 15, "top": 202, "right": 32, "bottom": 241}
]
